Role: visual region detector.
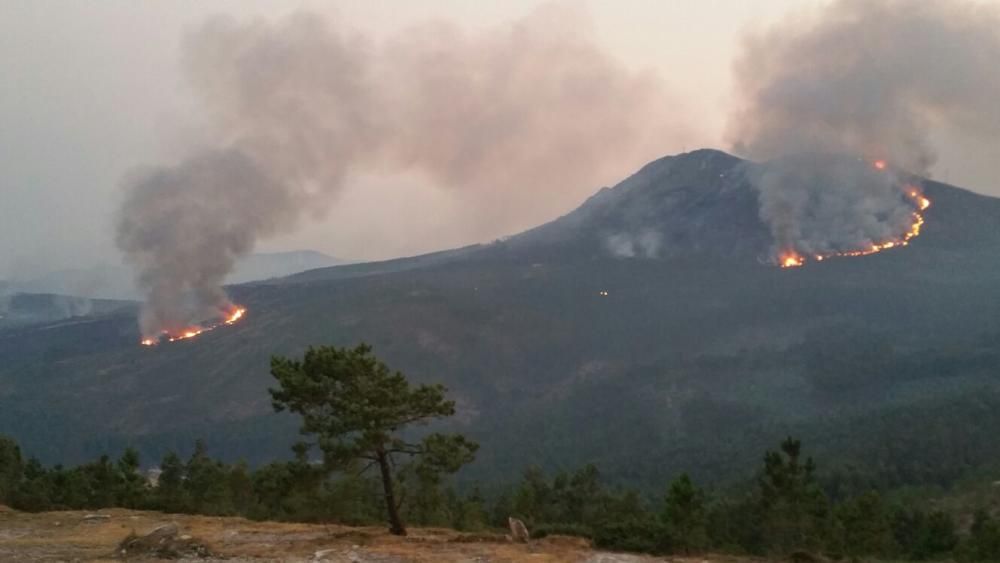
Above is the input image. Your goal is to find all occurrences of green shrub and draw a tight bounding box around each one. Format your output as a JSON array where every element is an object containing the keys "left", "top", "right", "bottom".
[
  {"left": 592, "top": 518, "right": 670, "bottom": 554},
  {"left": 531, "top": 522, "right": 594, "bottom": 540}
]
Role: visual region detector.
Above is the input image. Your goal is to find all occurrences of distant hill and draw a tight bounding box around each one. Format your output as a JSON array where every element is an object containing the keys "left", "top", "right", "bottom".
[
  {"left": 3, "top": 149, "right": 1000, "bottom": 491},
  {"left": 3, "top": 250, "right": 345, "bottom": 301},
  {"left": 0, "top": 292, "right": 133, "bottom": 330}
]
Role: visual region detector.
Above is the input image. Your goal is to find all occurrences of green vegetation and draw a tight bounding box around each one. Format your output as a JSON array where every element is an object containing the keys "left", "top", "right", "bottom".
[
  {"left": 3, "top": 429, "right": 997, "bottom": 561},
  {"left": 6, "top": 152, "right": 1000, "bottom": 503},
  {"left": 269, "top": 344, "right": 478, "bottom": 535},
  {"left": 3, "top": 343, "right": 1000, "bottom": 560}
]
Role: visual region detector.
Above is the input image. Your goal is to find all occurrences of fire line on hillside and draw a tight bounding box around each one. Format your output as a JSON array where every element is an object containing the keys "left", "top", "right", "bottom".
[
  {"left": 778, "top": 161, "right": 931, "bottom": 269},
  {"left": 140, "top": 306, "right": 246, "bottom": 346}
]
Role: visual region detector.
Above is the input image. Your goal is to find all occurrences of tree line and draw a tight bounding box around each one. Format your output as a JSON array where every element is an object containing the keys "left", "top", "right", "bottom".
[{"left": 1, "top": 343, "right": 999, "bottom": 560}]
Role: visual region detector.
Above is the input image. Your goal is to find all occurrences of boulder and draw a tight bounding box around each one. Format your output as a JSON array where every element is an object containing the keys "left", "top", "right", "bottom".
[
  {"left": 508, "top": 517, "right": 530, "bottom": 543},
  {"left": 117, "top": 523, "right": 212, "bottom": 559}
]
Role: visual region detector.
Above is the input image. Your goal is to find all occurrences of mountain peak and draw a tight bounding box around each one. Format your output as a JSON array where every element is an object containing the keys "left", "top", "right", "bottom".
[
  {"left": 507, "top": 147, "right": 1000, "bottom": 267},
  {"left": 510, "top": 148, "right": 769, "bottom": 262}
]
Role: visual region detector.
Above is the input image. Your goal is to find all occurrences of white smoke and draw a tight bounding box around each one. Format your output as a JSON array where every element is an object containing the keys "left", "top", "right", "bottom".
[
  {"left": 605, "top": 230, "right": 663, "bottom": 259},
  {"left": 118, "top": 7, "right": 686, "bottom": 337},
  {"left": 728, "top": 0, "right": 1000, "bottom": 257}
]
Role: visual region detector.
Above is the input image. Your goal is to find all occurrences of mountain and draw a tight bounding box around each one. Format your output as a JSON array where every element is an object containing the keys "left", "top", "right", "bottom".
[
  {"left": 3, "top": 149, "right": 1000, "bottom": 490},
  {"left": 0, "top": 292, "right": 133, "bottom": 331},
  {"left": 228, "top": 250, "right": 348, "bottom": 284},
  {"left": 3, "top": 250, "right": 345, "bottom": 301}
]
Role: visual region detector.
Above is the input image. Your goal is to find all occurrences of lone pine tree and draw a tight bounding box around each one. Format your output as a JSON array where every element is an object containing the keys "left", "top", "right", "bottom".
[{"left": 269, "top": 343, "right": 477, "bottom": 535}]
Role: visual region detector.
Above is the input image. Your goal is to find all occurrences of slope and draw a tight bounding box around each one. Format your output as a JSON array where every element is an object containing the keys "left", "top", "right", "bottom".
[{"left": 2, "top": 149, "right": 1000, "bottom": 490}]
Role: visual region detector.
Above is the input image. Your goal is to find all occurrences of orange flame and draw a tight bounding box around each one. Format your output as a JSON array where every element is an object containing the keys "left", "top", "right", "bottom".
[
  {"left": 778, "top": 184, "right": 930, "bottom": 268},
  {"left": 780, "top": 252, "right": 805, "bottom": 268},
  {"left": 140, "top": 306, "right": 247, "bottom": 346},
  {"left": 908, "top": 187, "right": 931, "bottom": 211},
  {"left": 224, "top": 307, "right": 245, "bottom": 324}
]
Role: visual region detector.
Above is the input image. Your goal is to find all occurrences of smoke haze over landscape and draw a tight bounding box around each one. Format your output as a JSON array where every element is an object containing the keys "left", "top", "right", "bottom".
[
  {"left": 727, "top": 0, "right": 1000, "bottom": 258},
  {"left": 3, "top": 0, "right": 1000, "bottom": 291},
  {"left": 116, "top": 6, "right": 685, "bottom": 334},
  {"left": 10, "top": 4, "right": 1000, "bottom": 544}
]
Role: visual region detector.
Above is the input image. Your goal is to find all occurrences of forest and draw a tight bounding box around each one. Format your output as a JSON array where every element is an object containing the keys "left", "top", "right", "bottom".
[{"left": 2, "top": 344, "right": 1000, "bottom": 560}]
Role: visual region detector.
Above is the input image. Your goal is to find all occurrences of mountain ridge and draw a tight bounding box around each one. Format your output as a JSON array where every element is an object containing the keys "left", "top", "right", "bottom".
[
  {"left": 2, "top": 250, "right": 346, "bottom": 301},
  {"left": 3, "top": 148, "right": 1000, "bottom": 490}
]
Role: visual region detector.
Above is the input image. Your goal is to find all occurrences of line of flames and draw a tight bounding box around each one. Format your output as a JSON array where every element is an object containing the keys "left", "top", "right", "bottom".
[
  {"left": 140, "top": 306, "right": 246, "bottom": 346},
  {"left": 780, "top": 184, "right": 931, "bottom": 269}
]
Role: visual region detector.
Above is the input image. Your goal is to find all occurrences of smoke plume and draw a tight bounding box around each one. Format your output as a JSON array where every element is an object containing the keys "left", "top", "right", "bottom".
[
  {"left": 728, "top": 0, "right": 1000, "bottom": 257},
  {"left": 118, "top": 150, "right": 293, "bottom": 335},
  {"left": 118, "top": 7, "right": 682, "bottom": 337},
  {"left": 605, "top": 230, "right": 663, "bottom": 259}
]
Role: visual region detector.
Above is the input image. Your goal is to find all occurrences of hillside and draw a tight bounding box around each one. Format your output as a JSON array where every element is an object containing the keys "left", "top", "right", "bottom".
[
  {"left": 0, "top": 293, "right": 133, "bottom": 330},
  {"left": 2, "top": 250, "right": 344, "bottom": 301},
  {"left": 3, "top": 149, "right": 1000, "bottom": 490}
]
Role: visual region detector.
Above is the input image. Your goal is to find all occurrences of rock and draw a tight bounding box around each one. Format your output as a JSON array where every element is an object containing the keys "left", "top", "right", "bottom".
[
  {"left": 508, "top": 517, "right": 530, "bottom": 543},
  {"left": 147, "top": 523, "right": 179, "bottom": 540},
  {"left": 116, "top": 522, "right": 212, "bottom": 559},
  {"left": 314, "top": 548, "right": 337, "bottom": 560},
  {"left": 83, "top": 514, "right": 111, "bottom": 522}
]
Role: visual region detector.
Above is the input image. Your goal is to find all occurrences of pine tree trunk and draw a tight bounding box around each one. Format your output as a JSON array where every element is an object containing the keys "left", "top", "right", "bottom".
[{"left": 376, "top": 449, "right": 406, "bottom": 536}]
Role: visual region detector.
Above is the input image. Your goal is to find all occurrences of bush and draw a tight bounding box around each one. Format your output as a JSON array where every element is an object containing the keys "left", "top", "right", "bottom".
[
  {"left": 531, "top": 522, "right": 594, "bottom": 540},
  {"left": 592, "top": 518, "right": 670, "bottom": 554}
]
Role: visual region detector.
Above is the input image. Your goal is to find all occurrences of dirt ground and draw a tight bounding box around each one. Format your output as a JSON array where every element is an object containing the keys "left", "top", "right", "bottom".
[{"left": 0, "top": 504, "right": 757, "bottom": 562}]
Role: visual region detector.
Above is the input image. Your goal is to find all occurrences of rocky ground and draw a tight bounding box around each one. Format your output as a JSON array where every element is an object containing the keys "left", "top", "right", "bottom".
[{"left": 0, "top": 505, "right": 757, "bottom": 562}]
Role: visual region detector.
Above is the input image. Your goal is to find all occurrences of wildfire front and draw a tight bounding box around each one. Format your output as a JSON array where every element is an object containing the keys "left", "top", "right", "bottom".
[
  {"left": 778, "top": 160, "right": 932, "bottom": 269},
  {"left": 140, "top": 306, "right": 247, "bottom": 346}
]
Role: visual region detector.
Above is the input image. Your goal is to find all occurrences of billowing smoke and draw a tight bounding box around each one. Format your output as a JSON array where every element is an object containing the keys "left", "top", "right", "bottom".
[
  {"left": 118, "top": 7, "right": 682, "bottom": 337},
  {"left": 728, "top": 0, "right": 1000, "bottom": 257},
  {"left": 749, "top": 153, "right": 916, "bottom": 257},
  {"left": 118, "top": 150, "right": 294, "bottom": 335}
]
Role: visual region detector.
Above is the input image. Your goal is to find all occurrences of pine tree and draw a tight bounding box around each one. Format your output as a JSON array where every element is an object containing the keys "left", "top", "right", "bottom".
[
  {"left": 451, "top": 486, "right": 488, "bottom": 531},
  {"left": 270, "top": 343, "right": 478, "bottom": 535},
  {"left": 757, "top": 437, "right": 830, "bottom": 555},
  {"left": 914, "top": 510, "right": 959, "bottom": 560},
  {"left": 491, "top": 490, "right": 514, "bottom": 528},
  {"left": 834, "top": 491, "right": 896, "bottom": 559},
  {"left": 512, "top": 466, "right": 551, "bottom": 526},
  {"left": 249, "top": 461, "right": 296, "bottom": 519},
  {"left": 662, "top": 474, "right": 708, "bottom": 553},
  {"left": 85, "top": 455, "right": 117, "bottom": 508},
  {"left": 185, "top": 440, "right": 233, "bottom": 514},
  {"left": 227, "top": 461, "right": 255, "bottom": 516},
  {"left": 965, "top": 510, "right": 1000, "bottom": 561},
  {"left": 156, "top": 450, "right": 186, "bottom": 512},
  {"left": 566, "top": 464, "right": 603, "bottom": 528},
  {"left": 0, "top": 435, "right": 23, "bottom": 504},
  {"left": 13, "top": 458, "right": 52, "bottom": 511},
  {"left": 116, "top": 447, "right": 147, "bottom": 508}
]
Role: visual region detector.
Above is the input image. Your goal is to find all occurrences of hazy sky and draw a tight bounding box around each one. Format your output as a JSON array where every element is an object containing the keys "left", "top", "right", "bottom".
[{"left": 2, "top": 0, "right": 998, "bottom": 280}]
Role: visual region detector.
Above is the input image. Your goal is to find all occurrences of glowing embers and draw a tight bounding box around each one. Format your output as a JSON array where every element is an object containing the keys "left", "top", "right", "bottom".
[
  {"left": 778, "top": 179, "right": 931, "bottom": 269},
  {"left": 140, "top": 306, "right": 247, "bottom": 346}
]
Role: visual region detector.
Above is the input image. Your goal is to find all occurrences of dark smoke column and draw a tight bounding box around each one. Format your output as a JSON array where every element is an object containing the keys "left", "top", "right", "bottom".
[
  {"left": 117, "top": 149, "right": 294, "bottom": 338},
  {"left": 116, "top": 8, "right": 681, "bottom": 337}
]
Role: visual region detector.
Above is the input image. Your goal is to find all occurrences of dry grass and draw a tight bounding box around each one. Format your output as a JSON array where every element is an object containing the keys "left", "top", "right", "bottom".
[{"left": 0, "top": 505, "right": 756, "bottom": 562}]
